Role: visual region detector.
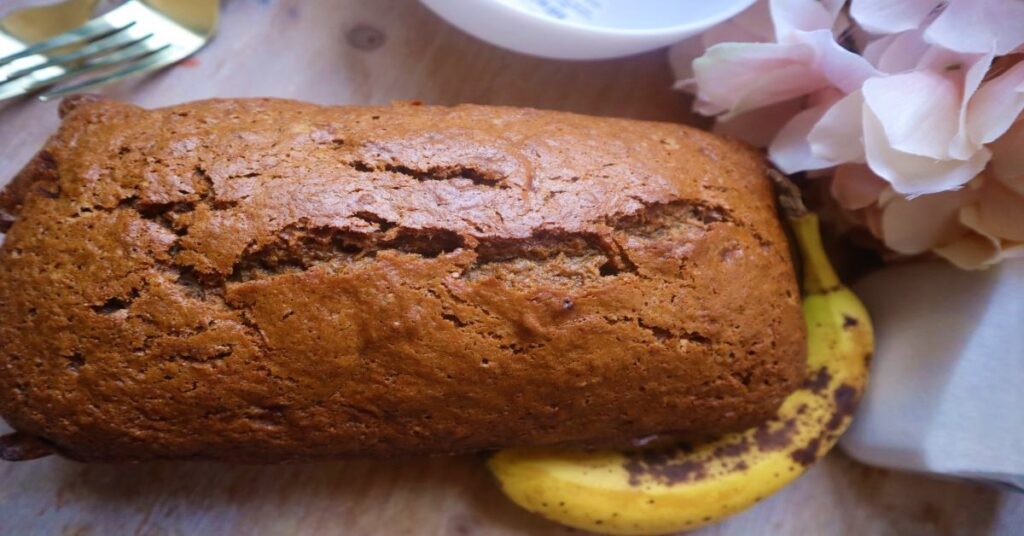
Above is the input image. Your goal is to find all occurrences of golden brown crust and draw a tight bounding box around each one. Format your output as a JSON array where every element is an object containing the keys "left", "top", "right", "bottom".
[{"left": 0, "top": 98, "right": 804, "bottom": 462}]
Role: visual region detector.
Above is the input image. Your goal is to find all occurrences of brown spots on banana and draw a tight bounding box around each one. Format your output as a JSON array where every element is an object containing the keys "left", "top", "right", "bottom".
[
  {"left": 790, "top": 438, "right": 823, "bottom": 466},
  {"left": 826, "top": 384, "right": 859, "bottom": 432},
  {"left": 787, "top": 382, "right": 863, "bottom": 466},
  {"left": 619, "top": 375, "right": 864, "bottom": 487},
  {"left": 623, "top": 420, "right": 807, "bottom": 487},
  {"left": 623, "top": 438, "right": 756, "bottom": 486},
  {"left": 842, "top": 314, "right": 860, "bottom": 328},
  {"left": 754, "top": 419, "right": 797, "bottom": 451},
  {"left": 623, "top": 446, "right": 707, "bottom": 486},
  {"left": 712, "top": 438, "right": 750, "bottom": 458},
  {"left": 802, "top": 367, "right": 832, "bottom": 393},
  {"left": 714, "top": 440, "right": 754, "bottom": 473}
]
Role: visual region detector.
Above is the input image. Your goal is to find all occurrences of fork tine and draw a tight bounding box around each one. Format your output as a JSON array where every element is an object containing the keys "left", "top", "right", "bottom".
[
  {"left": 0, "top": 19, "right": 136, "bottom": 68},
  {"left": 0, "top": 39, "right": 165, "bottom": 100},
  {"left": 39, "top": 45, "right": 176, "bottom": 101},
  {"left": 2, "top": 31, "right": 153, "bottom": 83}
]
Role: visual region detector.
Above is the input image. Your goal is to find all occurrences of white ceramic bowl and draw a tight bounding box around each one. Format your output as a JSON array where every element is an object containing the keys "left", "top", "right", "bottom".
[{"left": 419, "top": 0, "right": 755, "bottom": 60}]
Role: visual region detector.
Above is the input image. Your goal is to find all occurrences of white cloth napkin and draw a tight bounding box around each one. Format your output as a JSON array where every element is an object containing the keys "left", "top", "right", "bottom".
[{"left": 841, "top": 259, "right": 1024, "bottom": 490}]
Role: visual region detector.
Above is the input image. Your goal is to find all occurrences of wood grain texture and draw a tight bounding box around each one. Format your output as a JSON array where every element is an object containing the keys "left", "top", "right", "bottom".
[{"left": 0, "top": 0, "right": 1020, "bottom": 535}]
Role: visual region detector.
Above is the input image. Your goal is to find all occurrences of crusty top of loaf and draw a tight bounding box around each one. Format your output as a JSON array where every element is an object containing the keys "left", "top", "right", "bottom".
[{"left": 0, "top": 98, "right": 804, "bottom": 461}]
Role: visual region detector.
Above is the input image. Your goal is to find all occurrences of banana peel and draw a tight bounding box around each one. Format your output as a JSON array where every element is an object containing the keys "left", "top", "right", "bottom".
[{"left": 488, "top": 176, "right": 874, "bottom": 535}]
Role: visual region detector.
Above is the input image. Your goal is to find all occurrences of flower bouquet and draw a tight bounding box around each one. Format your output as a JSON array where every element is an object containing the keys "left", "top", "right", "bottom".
[{"left": 670, "top": 0, "right": 1024, "bottom": 269}]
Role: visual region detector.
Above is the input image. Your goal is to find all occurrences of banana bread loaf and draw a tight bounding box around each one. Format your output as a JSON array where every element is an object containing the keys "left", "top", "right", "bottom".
[{"left": 0, "top": 97, "right": 804, "bottom": 462}]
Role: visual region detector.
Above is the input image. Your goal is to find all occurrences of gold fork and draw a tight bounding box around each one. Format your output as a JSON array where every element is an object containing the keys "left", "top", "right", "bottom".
[
  {"left": 0, "top": 0, "right": 218, "bottom": 102},
  {"left": 1, "top": 0, "right": 100, "bottom": 43}
]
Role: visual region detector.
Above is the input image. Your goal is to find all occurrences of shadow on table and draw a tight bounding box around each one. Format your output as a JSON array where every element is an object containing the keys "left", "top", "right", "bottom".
[
  {"left": 27, "top": 453, "right": 576, "bottom": 535},
  {"left": 820, "top": 451, "right": 1005, "bottom": 535}
]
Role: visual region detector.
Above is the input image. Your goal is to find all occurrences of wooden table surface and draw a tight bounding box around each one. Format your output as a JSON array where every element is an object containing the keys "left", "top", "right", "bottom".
[{"left": 0, "top": 1, "right": 1021, "bottom": 534}]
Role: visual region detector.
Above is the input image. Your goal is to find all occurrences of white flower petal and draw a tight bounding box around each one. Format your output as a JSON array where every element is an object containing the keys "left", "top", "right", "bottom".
[
  {"left": 913, "top": 45, "right": 976, "bottom": 71},
  {"left": 831, "top": 164, "right": 887, "bottom": 210},
  {"left": 693, "top": 98, "right": 728, "bottom": 117},
  {"left": 850, "top": 0, "right": 939, "bottom": 34},
  {"left": 693, "top": 42, "right": 827, "bottom": 117},
  {"left": 808, "top": 90, "right": 866, "bottom": 163},
  {"left": 823, "top": 0, "right": 847, "bottom": 19},
  {"left": 880, "top": 188, "right": 976, "bottom": 254},
  {"left": 768, "top": 94, "right": 842, "bottom": 173},
  {"left": 862, "top": 29, "right": 931, "bottom": 74},
  {"left": 965, "top": 61, "right": 1024, "bottom": 147},
  {"left": 793, "top": 30, "right": 881, "bottom": 93},
  {"left": 711, "top": 98, "right": 805, "bottom": 147},
  {"left": 807, "top": 86, "right": 844, "bottom": 107},
  {"left": 878, "top": 186, "right": 899, "bottom": 205},
  {"left": 989, "top": 118, "right": 1024, "bottom": 192},
  {"left": 925, "top": 0, "right": 1024, "bottom": 55},
  {"left": 862, "top": 70, "right": 960, "bottom": 159},
  {"left": 949, "top": 52, "right": 996, "bottom": 160},
  {"left": 673, "top": 78, "right": 698, "bottom": 93},
  {"left": 972, "top": 177, "right": 1024, "bottom": 242},
  {"left": 769, "top": 0, "right": 837, "bottom": 38},
  {"left": 863, "top": 106, "right": 990, "bottom": 194},
  {"left": 912, "top": 47, "right": 1002, "bottom": 159},
  {"left": 933, "top": 231, "right": 1001, "bottom": 269},
  {"left": 861, "top": 34, "right": 895, "bottom": 66},
  {"left": 935, "top": 184, "right": 1024, "bottom": 269}
]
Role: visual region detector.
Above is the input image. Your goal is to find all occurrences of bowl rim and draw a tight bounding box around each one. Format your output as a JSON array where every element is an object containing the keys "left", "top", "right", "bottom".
[{"left": 483, "top": 0, "right": 757, "bottom": 36}]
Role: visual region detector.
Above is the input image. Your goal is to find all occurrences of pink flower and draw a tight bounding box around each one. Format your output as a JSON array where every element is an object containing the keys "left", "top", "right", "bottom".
[
  {"left": 673, "top": 0, "right": 875, "bottom": 118},
  {"left": 831, "top": 120, "right": 1024, "bottom": 269},
  {"left": 816, "top": 49, "right": 1023, "bottom": 194},
  {"left": 851, "top": 0, "right": 1024, "bottom": 55},
  {"left": 880, "top": 170, "right": 1024, "bottom": 270},
  {"left": 670, "top": 0, "right": 1024, "bottom": 268},
  {"left": 990, "top": 113, "right": 1024, "bottom": 194},
  {"left": 772, "top": 34, "right": 1024, "bottom": 196}
]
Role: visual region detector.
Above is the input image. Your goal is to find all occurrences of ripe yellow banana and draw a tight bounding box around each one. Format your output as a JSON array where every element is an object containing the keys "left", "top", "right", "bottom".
[{"left": 488, "top": 187, "right": 874, "bottom": 535}]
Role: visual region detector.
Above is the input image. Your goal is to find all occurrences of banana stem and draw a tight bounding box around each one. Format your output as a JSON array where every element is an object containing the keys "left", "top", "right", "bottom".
[
  {"left": 766, "top": 169, "right": 841, "bottom": 294},
  {"left": 791, "top": 213, "right": 841, "bottom": 294},
  {"left": 767, "top": 169, "right": 808, "bottom": 220}
]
